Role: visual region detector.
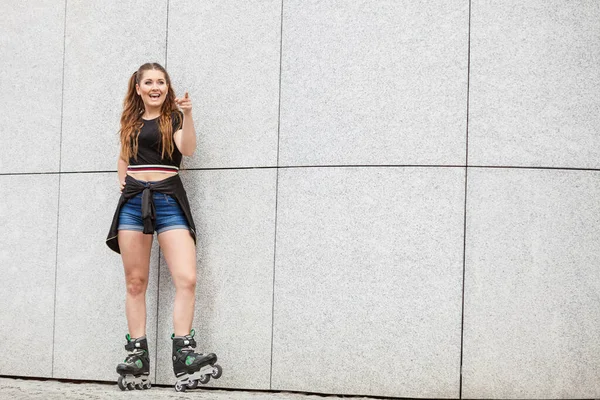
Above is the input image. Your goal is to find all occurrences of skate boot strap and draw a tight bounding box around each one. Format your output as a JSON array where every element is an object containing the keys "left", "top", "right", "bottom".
[
  {"left": 124, "top": 335, "right": 148, "bottom": 352},
  {"left": 124, "top": 349, "right": 145, "bottom": 363},
  {"left": 177, "top": 344, "right": 196, "bottom": 356},
  {"left": 173, "top": 336, "right": 197, "bottom": 349}
]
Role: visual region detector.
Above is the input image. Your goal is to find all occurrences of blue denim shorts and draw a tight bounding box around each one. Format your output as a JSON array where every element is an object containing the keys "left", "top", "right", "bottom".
[{"left": 118, "top": 183, "right": 189, "bottom": 234}]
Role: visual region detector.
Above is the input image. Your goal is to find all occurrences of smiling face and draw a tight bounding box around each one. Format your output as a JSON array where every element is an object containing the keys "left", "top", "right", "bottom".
[{"left": 136, "top": 69, "right": 168, "bottom": 111}]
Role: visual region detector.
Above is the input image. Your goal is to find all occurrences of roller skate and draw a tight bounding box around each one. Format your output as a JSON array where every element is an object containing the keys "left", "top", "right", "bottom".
[
  {"left": 116, "top": 334, "right": 151, "bottom": 390},
  {"left": 172, "top": 329, "right": 222, "bottom": 392}
]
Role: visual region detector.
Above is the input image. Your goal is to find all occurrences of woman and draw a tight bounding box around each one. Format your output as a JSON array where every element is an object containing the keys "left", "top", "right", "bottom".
[{"left": 106, "top": 62, "right": 221, "bottom": 392}]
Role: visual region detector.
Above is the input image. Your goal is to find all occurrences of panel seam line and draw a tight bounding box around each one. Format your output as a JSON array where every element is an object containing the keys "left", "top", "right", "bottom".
[
  {"left": 269, "top": 0, "right": 285, "bottom": 390},
  {"left": 51, "top": 0, "right": 68, "bottom": 378},
  {"left": 459, "top": 0, "right": 472, "bottom": 398}
]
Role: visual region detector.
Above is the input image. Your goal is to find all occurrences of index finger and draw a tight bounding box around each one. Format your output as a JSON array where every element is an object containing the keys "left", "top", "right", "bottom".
[{"left": 184, "top": 91, "right": 189, "bottom": 99}]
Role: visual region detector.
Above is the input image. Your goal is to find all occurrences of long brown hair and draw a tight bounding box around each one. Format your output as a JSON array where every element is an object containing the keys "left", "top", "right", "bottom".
[{"left": 119, "top": 63, "right": 182, "bottom": 161}]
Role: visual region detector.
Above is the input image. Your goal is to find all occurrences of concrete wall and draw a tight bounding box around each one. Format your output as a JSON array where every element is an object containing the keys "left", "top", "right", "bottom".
[{"left": 1, "top": 0, "right": 599, "bottom": 398}]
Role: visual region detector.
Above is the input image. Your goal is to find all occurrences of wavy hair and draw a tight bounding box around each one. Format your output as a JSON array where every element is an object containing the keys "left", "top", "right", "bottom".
[{"left": 119, "top": 63, "right": 182, "bottom": 161}]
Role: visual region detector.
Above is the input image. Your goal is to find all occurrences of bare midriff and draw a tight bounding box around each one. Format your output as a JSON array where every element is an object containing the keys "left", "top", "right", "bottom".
[{"left": 126, "top": 170, "right": 178, "bottom": 182}]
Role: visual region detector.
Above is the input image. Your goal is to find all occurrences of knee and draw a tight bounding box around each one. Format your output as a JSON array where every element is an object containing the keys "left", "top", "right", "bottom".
[
  {"left": 176, "top": 274, "right": 196, "bottom": 292},
  {"left": 126, "top": 276, "right": 148, "bottom": 297}
]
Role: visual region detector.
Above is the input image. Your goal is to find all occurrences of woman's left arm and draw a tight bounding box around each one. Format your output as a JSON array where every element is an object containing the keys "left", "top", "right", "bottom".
[{"left": 174, "top": 91, "right": 196, "bottom": 156}]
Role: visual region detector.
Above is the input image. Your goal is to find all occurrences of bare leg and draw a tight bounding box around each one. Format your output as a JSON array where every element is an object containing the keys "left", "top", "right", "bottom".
[
  {"left": 118, "top": 230, "right": 153, "bottom": 338},
  {"left": 158, "top": 229, "right": 197, "bottom": 336}
]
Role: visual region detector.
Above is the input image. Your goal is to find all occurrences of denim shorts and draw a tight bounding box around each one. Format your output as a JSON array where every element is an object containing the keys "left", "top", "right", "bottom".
[{"left": 118, "top": 183, "right": 189, "bottom": 234}]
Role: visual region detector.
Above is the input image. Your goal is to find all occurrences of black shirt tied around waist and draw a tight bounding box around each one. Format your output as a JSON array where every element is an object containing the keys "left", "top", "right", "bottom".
[{"left": 106, "top": 174, "right": 197, "bottom": 254}]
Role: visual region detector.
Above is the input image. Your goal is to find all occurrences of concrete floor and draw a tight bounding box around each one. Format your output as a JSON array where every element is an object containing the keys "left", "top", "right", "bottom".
[{"left": 0, "top": 377, "right": 387, "bottom": 400}]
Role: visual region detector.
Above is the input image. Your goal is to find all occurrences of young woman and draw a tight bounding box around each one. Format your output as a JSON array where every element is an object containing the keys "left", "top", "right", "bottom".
[{"left": 106, "top": 62, "right": 221, "bottom": 392}]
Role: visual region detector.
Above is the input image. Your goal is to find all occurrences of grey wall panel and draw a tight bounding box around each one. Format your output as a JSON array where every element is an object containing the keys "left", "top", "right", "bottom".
[
  {"left": 279, "top": 1, "right": 469, "bottom": 167},
  {"left": 463, "top": 168, "right": 600, "bottom": 399},
  {"left": 0, "top": 175, "right": 59, "bottom": 377},
  {"left": 272, "top": 167, "right": 465, "bottom": 398},
  {"left": 0, "top": 0, "right": 64, "bottom": 173},
  {"left": 469, "top": 1, "right": 600, "bottom": 168},
  {"left": 60, "top": 0, "right": 167, "bottom": 172},
  {"left": 53, "top": 173, "right": 160, "bottom": 381},
  {"left": 167, "top": 0, "right": 281, "bottom": 169},
  {"left": 154, "top": 169, "right": 276, "bottom": 388}
]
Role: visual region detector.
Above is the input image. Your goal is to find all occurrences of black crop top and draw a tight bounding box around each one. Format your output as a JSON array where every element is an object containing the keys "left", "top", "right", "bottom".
[{"left": 129, "top": 112, "right": 184, "bottom": 168}]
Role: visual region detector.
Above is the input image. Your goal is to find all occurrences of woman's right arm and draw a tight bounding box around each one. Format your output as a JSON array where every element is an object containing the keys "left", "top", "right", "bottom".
[{"left": 118, "top": 155, "right": 128, "bottom": 191}]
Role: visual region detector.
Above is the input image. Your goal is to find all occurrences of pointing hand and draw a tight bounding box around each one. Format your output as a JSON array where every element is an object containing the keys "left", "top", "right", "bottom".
[{"left": 175, "top": 91, "right": 192, "bottom": 114}]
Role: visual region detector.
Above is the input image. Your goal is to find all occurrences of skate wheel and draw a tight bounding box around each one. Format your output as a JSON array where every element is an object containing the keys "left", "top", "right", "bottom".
[
  {"left": 174, "top": 381, "right": 187, "bottom": 392},
  {"left": 211, "top": 364, "right": 223, "bottom": 379},
  {"left": 198, "top": 374, "right": 210, "bottom": 384},
  {"left": 134, "top": 383, "right": 143, "bottom": 390},
  {"left": 117, "top": 376, "right": 126, "bottom": 391},
  {"left": 127, "top": 382, "right": 135, "bottom": 390},
  {"left": 187, "top": 379, "right": 199, "bottom": 389},
  {"left": 143, "top": 381, "right": 152, "bottom": 390}
]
